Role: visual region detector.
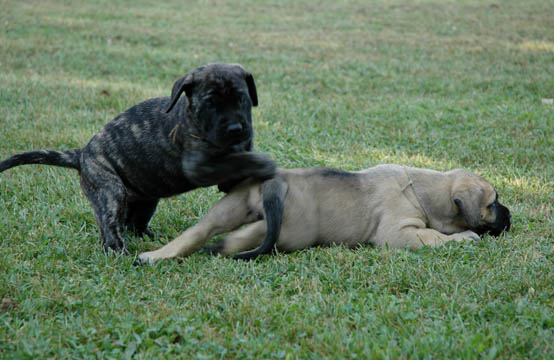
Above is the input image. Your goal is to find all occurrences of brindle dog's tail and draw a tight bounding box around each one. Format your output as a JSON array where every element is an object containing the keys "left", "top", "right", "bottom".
[
  {"left": 0, "top": 149, "right": 82, "bottom": 172},
  {"left": 233, "top": 177, "right": 289, "bottom": 260}
]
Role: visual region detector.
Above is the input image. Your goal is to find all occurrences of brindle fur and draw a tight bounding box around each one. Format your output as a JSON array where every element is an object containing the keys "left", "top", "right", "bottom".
[{"left": 0, "top": 63, "right": 276, "bottom": 253}]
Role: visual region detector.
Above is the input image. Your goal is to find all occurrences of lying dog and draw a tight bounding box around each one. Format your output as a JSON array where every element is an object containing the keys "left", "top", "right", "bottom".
[
  {"left": 0, "top": 63, "right": 276, "bottom": 253},
  {"left": 136, "top": 164, "right": 511, "bottom": 264}
]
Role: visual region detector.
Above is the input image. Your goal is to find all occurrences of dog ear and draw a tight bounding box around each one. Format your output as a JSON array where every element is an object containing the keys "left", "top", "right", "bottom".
[
  {"left": 231, "top": 64, "right": 258, "bottom": 107},
  {"left": 244, "top": 73, "right": 258, "bottom": 107},
  {"left": 452, "top": 185, "right": 484, "bottom": 228},
  {"left": 166, "top": 74, "right": 194, "bottom": 113}
]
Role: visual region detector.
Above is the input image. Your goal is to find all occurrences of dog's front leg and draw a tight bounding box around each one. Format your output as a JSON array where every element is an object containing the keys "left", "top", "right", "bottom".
[
  {"left": 184, "top": 152, "right": 276, "bottom": 187},
  {"left": 126, "top": 199, "right": 159, "bottom": 238},
  {"left": 381, "top": 218, "right": 480, "bottom": 249},
  {"left": 217, "top": 140, "right": 255, "bottom": 193},
  {"left": 403, "top": 228, "right": 480, "bottom": 249},
  {"left": 136, "top": 185, "right": 260, "bottom": 265}
]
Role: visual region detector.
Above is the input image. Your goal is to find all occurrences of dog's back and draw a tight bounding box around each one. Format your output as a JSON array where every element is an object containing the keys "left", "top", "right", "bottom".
[
  {"left": 258, "top": 166, "right": 419, "bottom": 252},
  {"left": 260, "top": 168, "right": 375, "bottom": 251},
  {"left": 81, "top": 96, "right": 199, "bottom": 198}
]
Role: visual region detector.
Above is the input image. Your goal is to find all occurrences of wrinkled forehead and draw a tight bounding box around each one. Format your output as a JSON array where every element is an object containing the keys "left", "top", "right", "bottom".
[
  {"left": 196, "top": 80, "right": 248, "bottom": 104},
  {"left": 452, "top": 168, "right": 499, "bottom": 205},
  {"left": 196, "top": 67, "right": 246, "bottom": 89},
  {"left": 195, "top": 64, "right": 245, "bottom": 82},
  {"left": 477, "top": 177, "right": 497, "bottom": 204}
]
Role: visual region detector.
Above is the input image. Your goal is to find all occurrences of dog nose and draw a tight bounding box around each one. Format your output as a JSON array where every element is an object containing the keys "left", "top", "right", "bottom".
[{"left": 226, "top": 123, "right": 243, "bottom": 135}]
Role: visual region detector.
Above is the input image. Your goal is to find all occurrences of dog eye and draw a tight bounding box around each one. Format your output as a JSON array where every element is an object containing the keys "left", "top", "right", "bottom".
[{"left": 487, "top": 202, "right": 496, "bottom": 209}]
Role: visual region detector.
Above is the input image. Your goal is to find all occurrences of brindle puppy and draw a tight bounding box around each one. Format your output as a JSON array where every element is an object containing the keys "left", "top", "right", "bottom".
[{"left": 0, "top": 63, "right": 276, "bottom": 253}]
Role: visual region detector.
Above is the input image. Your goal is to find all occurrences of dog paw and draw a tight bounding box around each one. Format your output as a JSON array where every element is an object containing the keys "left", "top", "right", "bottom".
[
  {"left": 201, "top": 242, "right": 224, "bottom": 255},
  {"left": 244, "top": 152, "right": 276, "bottom": 179},
  {"left": 134, "top": 253, "right": 153, "bottom": 266},
  {"left": 133, "top": 258, "right": 145, "bottom": 266},
  {"left": 459, "top": 230, "right": 481, "bottom": 243},
  {"left": 218, "top": 180, "right": 238, "bottom": 193},
  {"left": 140, "top": 229, "right": 155, "bottom": 239},
  {"left": 103, "top": 242, "right": 129, "bottom": 255}
]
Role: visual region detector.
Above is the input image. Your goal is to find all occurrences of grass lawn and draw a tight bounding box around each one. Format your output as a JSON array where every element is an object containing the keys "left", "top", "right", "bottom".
[{"left": 1, "top": 0, "right": 553, "bottom": 358}]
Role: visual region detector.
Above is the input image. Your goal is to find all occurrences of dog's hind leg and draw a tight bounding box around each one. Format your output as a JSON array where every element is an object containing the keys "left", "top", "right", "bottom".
[
  {"left": 214, "top": 220, "right": 266, "bottom": 257},
  {"left": 136, "top": 184, "right": 261, "bottom": 265},
  {"left": 126, "top": 199, "right": 159, "bottom": 238},
  {"left": 80, "top": 167, "right": 129, "bottom": 254}
]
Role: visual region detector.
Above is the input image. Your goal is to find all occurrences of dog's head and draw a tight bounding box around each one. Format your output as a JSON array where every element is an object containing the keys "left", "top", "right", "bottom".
[
  {"left": 166, "top": 63, "right": 258, "bottom": 150},
  {"left": 450, "top": 169, "right": 511, "bottom": 236}
]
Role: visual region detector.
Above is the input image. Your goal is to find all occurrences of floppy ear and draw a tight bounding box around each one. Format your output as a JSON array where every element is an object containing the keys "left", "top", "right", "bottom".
[
  {"left": 165, "top": 74, "right": 194, "bottom": 113},
  {"left": 231, "top": 64, "right": 258, "bottom": 107},
  {"left": 452, "top": 186, "right": 484, "bottom": 228},
  {"left": 244, "top": 73, "right": 258, "bottom": 107}
]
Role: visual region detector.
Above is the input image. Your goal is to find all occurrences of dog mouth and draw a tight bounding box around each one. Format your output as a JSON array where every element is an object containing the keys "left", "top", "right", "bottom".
[
  {"left": 476, "top": 224, "right": 509, "bottom": 237},
  {"left": 220, "top": 129, "right": 251, "bottom": 146},
  {"left": 201, "top": 132, "right": 250, "bottom": 151},
  {"left": 474, "top": 204, "right": 511, "bottom": 237},
  {"left": 230, "top": 132, "right": 251, "bottom": 144},
  {"left": 227, "top": 137, "right": 252, "bottom": 152}
]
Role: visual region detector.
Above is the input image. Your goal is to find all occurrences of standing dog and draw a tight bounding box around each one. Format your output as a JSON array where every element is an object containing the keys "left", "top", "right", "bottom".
[
  {"left": 137, "top": 165, "right": 511, "bottom": 264},
  {"left": 0, "top": 63, "right": 276, "bottom": 253}
]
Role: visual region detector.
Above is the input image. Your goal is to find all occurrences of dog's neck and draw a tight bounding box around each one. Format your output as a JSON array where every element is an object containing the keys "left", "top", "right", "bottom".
[
  {"left": 167, "top": 103, "right": 216, "bottom": 148},
  {"left": 402, "top": 167, "right": 463, "bottom": 234},
  {"left": 401, "top": 167, "right": 430, "bottom": 222},
  {"left": 169, "top": 124, "right": 219, "bottom": 149}
]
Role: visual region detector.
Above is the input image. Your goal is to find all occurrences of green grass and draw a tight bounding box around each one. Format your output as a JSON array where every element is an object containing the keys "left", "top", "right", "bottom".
[{"left": 1, "top": 0, "right": 553, "bottom": 358}]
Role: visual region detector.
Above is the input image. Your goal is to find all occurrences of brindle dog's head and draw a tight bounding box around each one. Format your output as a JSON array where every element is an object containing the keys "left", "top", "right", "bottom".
[
  {"left": 166, "top": 63, "right": 258, "bottom": 150},
  {"left": 450, "top": 170, "right": 511, "bottom": 236}
]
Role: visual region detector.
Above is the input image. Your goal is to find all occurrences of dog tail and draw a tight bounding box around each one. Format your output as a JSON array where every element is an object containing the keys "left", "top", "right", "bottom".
[
  {"left": 0, "top": 149, "right": 82, "bottom": 172},
  {"left": 233, "top": 177, "right": 288, "bottom": 260}
]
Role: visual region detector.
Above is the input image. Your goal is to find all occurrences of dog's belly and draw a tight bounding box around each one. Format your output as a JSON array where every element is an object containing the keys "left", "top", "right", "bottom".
[
  {"left": 276, "top": 206, "right": 374, "bottom": 252},
  {"left": 274, "top": 175, "right": 376, "bottom": 252},
  {"left": 128, "top": 170, "right": 195, "bottom": 199},
  {"left": 314, "top": 209, "right": 375, "bottom": 247},
  {"left": 115, "top": 155, "right": 197, "bottom": 199},
  {"left": 82, "top": 143, "right": 195, "bottom": 200}
]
